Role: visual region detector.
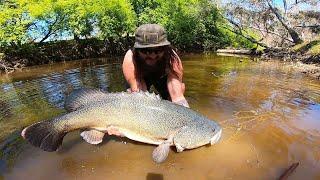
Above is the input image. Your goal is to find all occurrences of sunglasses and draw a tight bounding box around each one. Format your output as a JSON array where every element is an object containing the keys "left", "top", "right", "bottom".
[{"left": 137, "top": 48, "right": 165, "bottom": 54}]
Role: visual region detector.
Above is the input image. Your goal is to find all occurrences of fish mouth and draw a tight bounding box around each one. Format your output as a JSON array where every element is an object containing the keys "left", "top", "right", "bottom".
[{"left": 210, "top": 128, "right": 222, "bottom": 145}]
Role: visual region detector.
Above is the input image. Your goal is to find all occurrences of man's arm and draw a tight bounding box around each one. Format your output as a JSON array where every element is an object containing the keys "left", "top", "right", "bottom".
[
  {"left": 122, "top": 50, "right": 147, "bottom": 92},
  {"left": 167, "top": 74, "right": 189, "bottom": 108},
  {"left": 167, "top": 54, "right": 189, "bottom": 108}
]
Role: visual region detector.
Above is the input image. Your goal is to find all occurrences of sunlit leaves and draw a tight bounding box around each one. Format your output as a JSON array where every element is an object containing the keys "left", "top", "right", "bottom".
[
  {"left": 0, "top": 0, "right": 239, "bottom": 50},
  {"left": 96, "top": 0, "right": 136, "bottom": 39},
  {"left": 130, "top": 0, "right": 230, "bottom": 50},
  {"left": 0, "top": 0, "right": 136, "bottom": 46}
]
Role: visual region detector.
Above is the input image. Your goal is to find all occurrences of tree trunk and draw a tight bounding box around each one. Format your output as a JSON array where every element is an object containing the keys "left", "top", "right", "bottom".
[{"left": 267, "top": 1, "right": 303, "bottom": 44}]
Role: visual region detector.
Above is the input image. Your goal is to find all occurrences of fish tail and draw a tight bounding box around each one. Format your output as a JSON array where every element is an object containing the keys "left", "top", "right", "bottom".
[{"left": 21, "top": 121, "right": 67, "bottom": 152}]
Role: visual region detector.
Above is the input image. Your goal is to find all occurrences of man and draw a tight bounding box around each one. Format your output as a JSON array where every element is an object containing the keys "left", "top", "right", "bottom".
[{"left": 122, "top": 24, "right": 189, "bottom": 107}]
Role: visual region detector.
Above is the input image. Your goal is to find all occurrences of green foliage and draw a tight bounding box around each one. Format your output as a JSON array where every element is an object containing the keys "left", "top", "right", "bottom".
[
  {"left": 0, "top": 0, "right": 247, "bottom": 51},
  {"left": 0, "top": 0, "right": 136, "bottom": 47},
  {"left": 218, "top": 25, "right": 259, "bottom": 49},
  {"left": 292, "top": 38, "right": 320, "bottom": 55},
  {"left": 130, "top": 0, "right": 231, "bottom": 50},
  {"left": 0, "top": 0, "right": 32, "bottom": 46},
  {"left": 95, "top": 0, "right": 136, "bottom": 40}
]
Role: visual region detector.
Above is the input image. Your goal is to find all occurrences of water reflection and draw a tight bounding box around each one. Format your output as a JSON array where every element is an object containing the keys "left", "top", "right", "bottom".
[
  {"left": 0, "top": 55, "right": 319, "bottom": 179},
  {"left": 0, "top": 58, "right": 126, "bottom": 152},
  {"left": 64, "top": 69, "right": 84, "bottom": 89}
]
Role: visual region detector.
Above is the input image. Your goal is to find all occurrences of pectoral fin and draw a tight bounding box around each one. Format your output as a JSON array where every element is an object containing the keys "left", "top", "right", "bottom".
[
  {"left": 152, "top": 142, "right": 171, "bottom": 163},
  {"left": 152, "top": 127, "right": 187, "bottom": 163},
  {"left": 175, "top": 143, "right": 185, "bottom": 152},
  {"left": 80, "top": 130, "right": 105, "bottom": 145}
]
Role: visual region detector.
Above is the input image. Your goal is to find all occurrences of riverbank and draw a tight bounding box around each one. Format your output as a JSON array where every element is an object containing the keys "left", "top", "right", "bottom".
[
  {"left": 217, "top": 38, "right": 320, "bottom": 79},
  {"left": 260, "top": 39, "right": 320, "bottom": 79},
  {"left": 261, "top": 51, "right": 320, "bottom": 79},
  {"left": 1, "top": 39, "right": 320, "bottom": 79},
  {"left": 0, "top": 38, "right": 134, "bottom": 73}
]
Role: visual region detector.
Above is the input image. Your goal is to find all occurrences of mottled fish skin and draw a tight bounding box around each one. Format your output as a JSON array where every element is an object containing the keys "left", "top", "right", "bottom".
[
  {"left": 64, "top": 88, "right": 110, "bottom": 111},
  {"left": 68, "top": 91, "right": 221, "bottom": 148},
  {"left": 22, "top": 89, "right": 222, "bottom": 160}
]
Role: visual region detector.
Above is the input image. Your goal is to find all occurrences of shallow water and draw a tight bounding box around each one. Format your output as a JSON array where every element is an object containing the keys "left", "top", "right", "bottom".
[{"left": 0, "top": 54, "right": 319, "bottom": 180}]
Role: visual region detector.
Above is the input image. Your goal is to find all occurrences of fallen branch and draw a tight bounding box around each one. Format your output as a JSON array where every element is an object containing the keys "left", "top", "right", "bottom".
[
  {"left": 0, "top": 62, "right": 15, "bottom": 73},
  {"left": 295, "top": 24, "right": 320, "bottom": 28},
  {"left": 0, "top": 59, "right": 25, "bottom": 74},
  {"left": 217, "top": 49, "right": 252, "bottom": 55},
  {"left": 222, "top": 18, "right": 269, "bottom": 48}
]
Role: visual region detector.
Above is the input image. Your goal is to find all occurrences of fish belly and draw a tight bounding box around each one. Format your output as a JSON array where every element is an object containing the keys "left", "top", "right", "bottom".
[{"left": 92, "top": 126, "right": 164, "bottom": 145}]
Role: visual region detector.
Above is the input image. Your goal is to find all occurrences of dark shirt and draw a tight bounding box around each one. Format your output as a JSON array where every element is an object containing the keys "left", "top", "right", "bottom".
[{"left": 134, "top": 56, "right": 170, "bottom": 100}]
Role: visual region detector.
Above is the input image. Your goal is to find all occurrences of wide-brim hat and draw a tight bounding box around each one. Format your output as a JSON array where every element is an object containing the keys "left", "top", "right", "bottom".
[{"left": 134, "top": 24, "right": 171, "bottom": 48}]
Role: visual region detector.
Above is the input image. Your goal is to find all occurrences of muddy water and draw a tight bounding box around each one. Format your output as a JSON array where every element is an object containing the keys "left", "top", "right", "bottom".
[{"left": 0, "top": 54, "right": 319, "bottom": 180}]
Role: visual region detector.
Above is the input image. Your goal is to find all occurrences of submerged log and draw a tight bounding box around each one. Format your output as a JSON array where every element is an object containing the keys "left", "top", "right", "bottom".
[
  {"left": 217, "top": 49, "right": 252, "bottom": 55},
  {"left": 216, "top": 52, "right": 251, "bottom": 58}
]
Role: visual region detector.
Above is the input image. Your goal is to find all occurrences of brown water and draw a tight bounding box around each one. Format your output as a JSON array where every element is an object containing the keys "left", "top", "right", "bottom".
[{"left": 0, "top": 54, "right": 319, "bottom": 180}]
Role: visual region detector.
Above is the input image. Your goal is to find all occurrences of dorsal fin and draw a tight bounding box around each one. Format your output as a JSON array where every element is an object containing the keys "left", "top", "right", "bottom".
[
  {"left": 64, "top": 88, "right": 108, "bottom": 112},
  {"left": 134, "top": 91, "right": 162, "bottom": 101}
]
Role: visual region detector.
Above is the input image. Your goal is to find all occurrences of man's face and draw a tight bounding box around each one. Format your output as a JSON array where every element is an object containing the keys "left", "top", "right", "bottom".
[{"left": 137, "top": 47, "right": 165, "bottom": 66}]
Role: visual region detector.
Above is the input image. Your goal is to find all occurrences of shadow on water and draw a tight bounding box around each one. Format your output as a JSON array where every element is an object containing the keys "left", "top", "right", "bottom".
[
  {"left": 146, "top": 173, "right": 164, "bottom": 180},
  {"left": 55, "top": 133, "right": 84, "bottom": 154}
]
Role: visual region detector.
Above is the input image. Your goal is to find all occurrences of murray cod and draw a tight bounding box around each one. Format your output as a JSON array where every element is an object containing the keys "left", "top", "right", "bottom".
[{"left": 21, "top": 89, "right": 222, "bottom": 163}]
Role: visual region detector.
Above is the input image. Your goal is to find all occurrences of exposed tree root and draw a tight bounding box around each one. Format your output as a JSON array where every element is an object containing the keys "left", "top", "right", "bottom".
[{"left": 0, "top": 60, "right": 25, "bottom": 74}]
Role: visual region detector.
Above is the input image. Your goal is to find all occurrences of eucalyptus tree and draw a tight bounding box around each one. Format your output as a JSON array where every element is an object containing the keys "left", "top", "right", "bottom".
[{"left": 224, "top": 0, "right": 320, "bottom": 47}]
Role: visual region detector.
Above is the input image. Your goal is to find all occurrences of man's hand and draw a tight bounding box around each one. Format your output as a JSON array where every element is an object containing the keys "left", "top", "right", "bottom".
[{"left": 173, "top": 98, "right": 190, "bottom": 108}]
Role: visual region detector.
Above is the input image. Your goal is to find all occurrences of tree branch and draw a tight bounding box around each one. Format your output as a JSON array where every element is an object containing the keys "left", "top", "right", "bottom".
[
  {"left": 244, "top": 25, "right": 294, "bottom": 42},
  {"left": 266, "top": 0, "right": 302, "bottom": 44},
  {"left": 295, "top": 24, "right": 320, "bottom": 28},
  {"left": 39, "top": 14, "right": 65, "bottom": 43},
  {"left": 223, "top": 18, "right": 269, "bottom": 48}
]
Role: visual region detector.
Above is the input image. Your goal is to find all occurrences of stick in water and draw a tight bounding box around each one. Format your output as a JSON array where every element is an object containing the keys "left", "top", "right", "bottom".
[{"left": 278, "top": 162, "right": 299, "bottom": 180}]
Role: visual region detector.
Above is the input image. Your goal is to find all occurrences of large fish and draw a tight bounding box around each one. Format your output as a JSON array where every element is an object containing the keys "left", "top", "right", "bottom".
[{"left": 21, "top": 89, "right": 222, "bottom": 163}]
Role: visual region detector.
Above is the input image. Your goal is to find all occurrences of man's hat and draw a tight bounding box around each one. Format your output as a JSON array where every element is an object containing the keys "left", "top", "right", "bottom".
[{"left": 134, "top": 24, "right": 171, "bottom": 48}]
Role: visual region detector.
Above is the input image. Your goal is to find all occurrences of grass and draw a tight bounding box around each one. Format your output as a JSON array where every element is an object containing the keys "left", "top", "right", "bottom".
[
  {"left": 292, "top": 36, "right": 320, "bottom": 55},
  {"left": 308, "top": 43, "right": 320, "bottom": 55}
]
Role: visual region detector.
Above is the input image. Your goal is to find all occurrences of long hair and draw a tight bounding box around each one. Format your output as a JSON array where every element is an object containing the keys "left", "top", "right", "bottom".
[{"left": 132, "top": 45, "right": 183, "bottom": 81}]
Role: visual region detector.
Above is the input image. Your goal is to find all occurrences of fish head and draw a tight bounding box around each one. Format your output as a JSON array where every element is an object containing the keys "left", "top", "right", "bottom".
[
  {"left": 173, "top": 119, "right": 222, "bottom": 150},
  {"left": 207, "top": 120, "right": 222, "bottom": 145}
]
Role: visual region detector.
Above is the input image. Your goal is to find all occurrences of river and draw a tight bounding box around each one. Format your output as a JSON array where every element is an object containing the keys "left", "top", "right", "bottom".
[{"left": 0, "top": 54, "right": 319, "bottom": 179}]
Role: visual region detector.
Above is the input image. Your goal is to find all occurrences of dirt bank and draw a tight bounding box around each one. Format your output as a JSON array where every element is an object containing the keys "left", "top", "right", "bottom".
[
  {"left": 260, "top": 48, "right": 320, "bottom": 79},
  {"left": 0, "top": 38, "right": 134, "bottom": 74}
]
